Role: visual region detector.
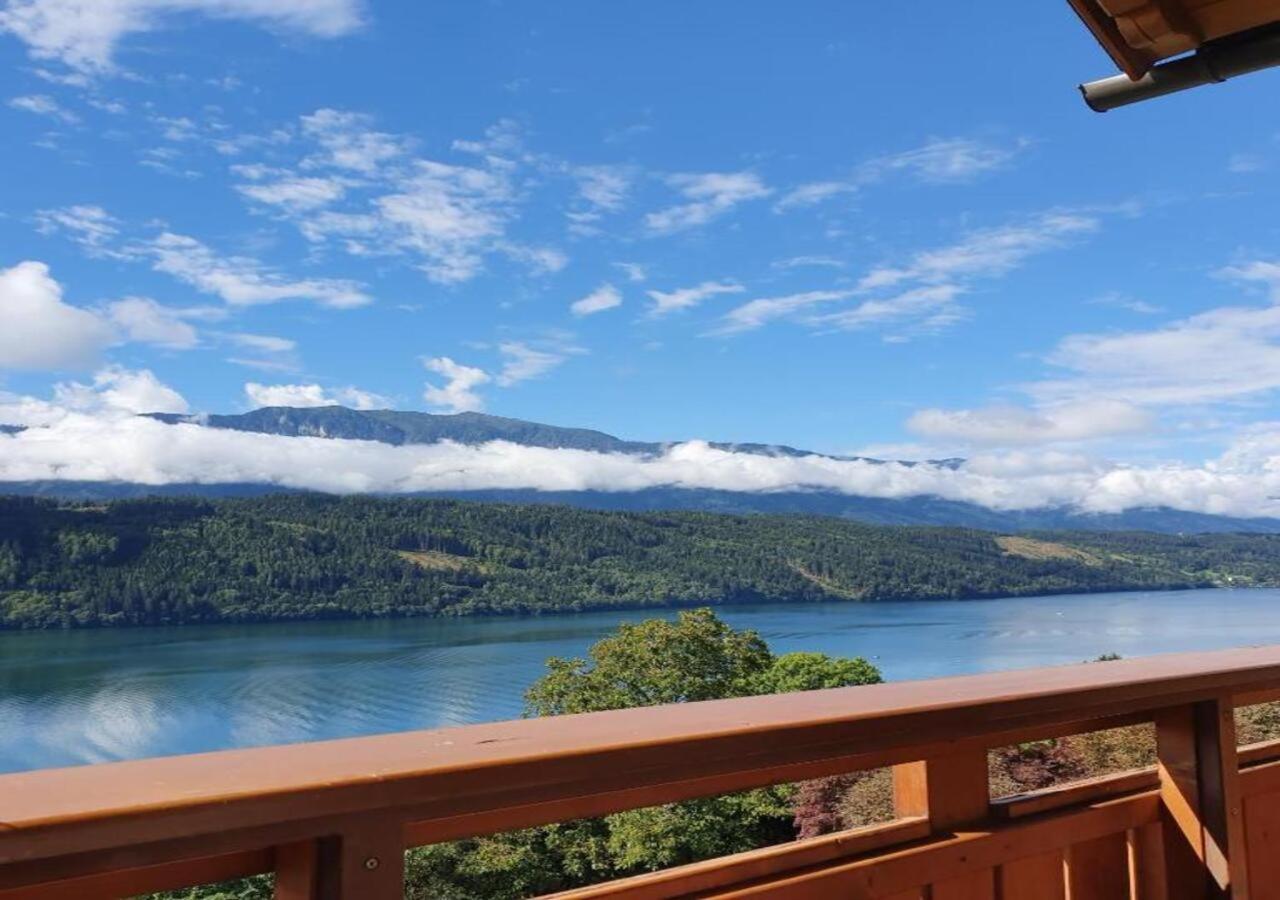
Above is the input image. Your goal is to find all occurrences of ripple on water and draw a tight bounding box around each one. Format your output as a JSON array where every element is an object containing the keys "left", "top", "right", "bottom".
[{"left": 5, "top": 588, "right": 1280, "bottom": 773}]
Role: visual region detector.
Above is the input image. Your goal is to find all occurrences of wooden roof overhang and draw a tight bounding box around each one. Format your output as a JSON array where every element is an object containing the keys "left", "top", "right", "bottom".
[{"left": 1069, "top": 0, "right": 1280, "bottom": 107}]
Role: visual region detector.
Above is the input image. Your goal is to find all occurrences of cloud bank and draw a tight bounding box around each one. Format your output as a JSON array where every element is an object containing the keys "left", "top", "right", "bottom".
[{"left": 4, "top": 409, "right": 1280, "bottom": 519}]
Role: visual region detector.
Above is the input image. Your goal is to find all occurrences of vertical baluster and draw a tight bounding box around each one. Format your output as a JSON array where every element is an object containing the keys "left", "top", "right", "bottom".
[
  {"left": 1243, "top": 794, "right": 1280, "bottom": 899},
  {"left": 1066, "top": 833, "right": 1130, "bottom": 900},
  {"left": 1130, "top": 823, "right": 1170, "bottom": 900},
  {"left": 1156, "top": 699, "right": 1249, "bottom": 900},
  {"left": 1000, "top": 851, "right": 1066, "bottom": 900},
  {"left": 893, "top": 750, "right": 994, "bottom": 900},
  {"left": 275, "top": 840, "right": 320, "bottom": 900}
]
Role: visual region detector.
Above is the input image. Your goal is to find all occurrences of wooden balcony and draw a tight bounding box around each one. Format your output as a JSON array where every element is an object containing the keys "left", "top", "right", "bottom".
[{"left": 4, "top": 646, "right": 1280, "bottom": 899}]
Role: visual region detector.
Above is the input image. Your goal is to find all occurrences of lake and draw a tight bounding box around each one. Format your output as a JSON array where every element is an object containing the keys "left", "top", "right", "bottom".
[{"left": 1, "top": 587, "right": 1277, "bottom": 774}]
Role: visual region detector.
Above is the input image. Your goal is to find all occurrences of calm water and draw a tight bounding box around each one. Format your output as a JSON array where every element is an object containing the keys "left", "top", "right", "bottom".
[{"left": 1, "top": 587, "right": 1278, "bottom": 774}]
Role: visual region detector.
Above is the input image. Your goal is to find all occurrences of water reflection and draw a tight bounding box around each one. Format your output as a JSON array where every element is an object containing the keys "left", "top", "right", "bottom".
[{"left": 2, "top": 588, "right": 1279, "bottom": 773}]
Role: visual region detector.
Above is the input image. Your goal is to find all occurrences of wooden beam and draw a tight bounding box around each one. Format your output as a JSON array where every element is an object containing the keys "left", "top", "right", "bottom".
[
  {"left": 894, "top": 751, "right": 994, "bottom": 900},
  {"left": 689, "top": 791, "right": 1160, "bottom": 898},
  {"left": 545, "top": 817, "right": 930, "bottom": 899},
  {"left": 1156, "top": 699, "right": 1250, "bottom": 899},
  {"left": 274, "top": 840, "right": 319, "bottom": 900},
  {"left": 314, "top": 819, "right": 404, "bottom": 900}
]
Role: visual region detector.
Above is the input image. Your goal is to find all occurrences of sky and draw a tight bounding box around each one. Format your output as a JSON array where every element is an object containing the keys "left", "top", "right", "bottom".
[{"left": 4, "top": 1, "right": 1280, "bottom": 515}]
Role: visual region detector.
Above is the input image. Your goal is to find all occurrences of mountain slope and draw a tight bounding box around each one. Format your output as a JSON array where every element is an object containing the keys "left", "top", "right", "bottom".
[
  {"left": 4, "top": 494, "right": 1280, "bottom": 629},
  {"left": 147, "top": 407, "right": 835, "bottom": 458}
]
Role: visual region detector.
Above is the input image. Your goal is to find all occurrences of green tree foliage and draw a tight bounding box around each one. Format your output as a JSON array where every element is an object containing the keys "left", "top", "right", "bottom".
[
  {"left": 404, "top": 609, "right": 882, "bottom": 898},
  {"left": 5, "top": 494, "right": 1280, "bottom": 630}
]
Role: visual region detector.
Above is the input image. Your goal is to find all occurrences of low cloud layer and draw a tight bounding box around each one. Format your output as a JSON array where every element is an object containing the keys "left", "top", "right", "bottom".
[{"left": 4, "top": 409, "right": 1280, "bottom": 519}]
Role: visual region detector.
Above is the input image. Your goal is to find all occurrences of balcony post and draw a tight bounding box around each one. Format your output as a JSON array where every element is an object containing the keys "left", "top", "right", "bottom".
[
  {"left": 893, "top": 750, "right": 994, "bottom": 900},
  {"left": 1156, "top": 698, "right": 1250, "bottom": 899},
  {"left": 274, "top": 818, "right": 404, "bottom": 900}
]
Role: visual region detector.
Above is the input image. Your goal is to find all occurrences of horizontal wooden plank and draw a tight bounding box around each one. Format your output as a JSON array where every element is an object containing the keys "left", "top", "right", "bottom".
[
  {"left": 994, "top": 769, "right": 1158, "bottom": 820},
  {"left": 1238, "top": 737, "right": 1280, "bottom": 767},
  {"left": 0, "top": 849, "right": 270, "bottom": 900},
  {"left": 5, "top": 646, "right": 1280, "bottom": 868},
  {"left": 689, "top": 791, "right": 1160, "bottom": 898},
  {"left": 545, "top": 818, "right": 930, "bottom": 900}
]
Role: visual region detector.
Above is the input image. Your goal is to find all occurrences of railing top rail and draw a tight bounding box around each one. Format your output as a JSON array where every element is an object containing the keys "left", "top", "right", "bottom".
[{"left": 4, "top": 644, "right": 1280, "bottom": 864}]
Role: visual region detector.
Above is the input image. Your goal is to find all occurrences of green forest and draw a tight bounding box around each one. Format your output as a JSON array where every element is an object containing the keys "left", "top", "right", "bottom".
[{"left": 3, "top": 493, "right": 1280, "bottom": 629}]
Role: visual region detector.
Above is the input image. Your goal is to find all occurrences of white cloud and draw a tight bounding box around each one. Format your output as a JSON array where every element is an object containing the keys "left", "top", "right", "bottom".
[
  {"left": 374, "top": 159, "right": 512, "bottom": 283},
  {"left": 774, "top": 181, "right": 858, "bottom": 212},
  {"left": 501, "top": 243, "right": 568, "bottom": 277},
  {"left": 227, "top": 332, "right": 296, "bottom": 354},
  {"left": 148, "top": 232, "right": 371, "bottom": 307},
  {"left": 423, "top": 356, "right": 490, "bottom": 413},
  {"left": 300, "top": 108, "right": 406, "bottom": 175},
  {"left": 0, "top": 261, "right": 114, "bottom": 370},
  {"left": 244, "top": 382, "right": 387, "bottom": 409},
  {"left": 8, "top": 412, "right": 1280, "bottom": 519},
  {"left": 858, "top": 213, "right": 1098, "bottom": 291},
  {"left": 908, "top": 400, "right": 1153, "bottom": 446},
  {"left": 645, "top": 171, "right": 771, "bottom": 234},
  {"left": 574, "top": 165, "right": 632, "bottom": 211},
  {"left": 646, "top": 280, "right": 744, "bottom": 316},
  {"left": 0, "top": 0, "right": 364, "bottom": 73},
  {"left": 106, "top": 297, "right": 201, "bottom": 349},
  {"left": 37, "top": 205, "right": 371, "bottom": 308},
  {"left": 713, "top": 214, "right": 1096, "bottom": 340},
  {"left": 571, "top": 283, "right": 622, "bottom": 316},
  {"left": 1033, "top": 302, "right": 1280, "bottom": 407},
  {"left": 222, "top": 332, "right": 300, "bottom": 373},
  {"left": 1228, "top": 153, "right": 1266, "bottom": 174},
  {"left": 35, "top": 205, "right": 121, "bottom": 256},
  {"left": 808, "top": 284, "right": 964, "bottom": 333},
  {"left": 230, "top": 112, "right": 550, "bottom": 284},
  {"left": 53, "top": 366, "right": 187, "bottom": 415},
  {"left": 614, "top": 262, "right": 647, "bottom": 283},
  {"left": 774, "top": 256, "right": 846, "bottom": 270},
  {"left": 154, "top": 114, "right": 198, "bottom": 142},
  {"left": 1219, "top": 259, "right": 1280, "bottom": 302},
  {"left": 862, "top": 137, "right": 1021, "bottom": 184},
  {"left": 8, "top": 93, "right": 78, "bottom": 122},
  {"left": 87, "top": 96, "right": 126, "bottom": 114},
  {"left": 777, "top": 137, "right": 1022, "bottom": 210},
  {"left": 1088, "top": 291, "right": 1163, "bottom": 315},
  {"left": 496, "top": 341, "right": 576, "bottom": 387},
  {"left": 227, "top": 356, "right": 299, "bottom": 373},
  {"left": 236, "top": 172, "right": 349, "bottom": 212},
  {"left": 714, "top": 290, "right": 852, "bottom": 335},
  {"left": 715, "top": 284, "right": 962, "bottom": 337}
]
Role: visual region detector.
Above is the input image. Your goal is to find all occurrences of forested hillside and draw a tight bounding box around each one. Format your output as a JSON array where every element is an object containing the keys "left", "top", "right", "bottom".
[{"left": 2, "top": 494, "right": 1279, "bottom": 629}]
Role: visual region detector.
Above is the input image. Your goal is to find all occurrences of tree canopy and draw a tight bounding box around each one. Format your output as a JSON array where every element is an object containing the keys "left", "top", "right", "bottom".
[
  {"left": 5, "top": 493, "right": 1279, "bottom": 629},
  {"left": 404, "top": 608, "right": 882, "bottom": 898}
]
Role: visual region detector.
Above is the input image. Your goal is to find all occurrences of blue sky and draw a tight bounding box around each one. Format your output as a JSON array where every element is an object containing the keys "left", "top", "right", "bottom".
[{"left": 3, "top": 0, "right": 1280, "bottom": 477}]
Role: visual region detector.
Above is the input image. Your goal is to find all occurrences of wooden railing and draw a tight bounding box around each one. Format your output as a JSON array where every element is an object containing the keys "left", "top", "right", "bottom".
[{"left": 5, "top": 645, "right": 1280, "bottom": 898}]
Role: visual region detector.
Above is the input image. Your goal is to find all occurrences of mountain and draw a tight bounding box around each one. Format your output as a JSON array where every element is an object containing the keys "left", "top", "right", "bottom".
[
  {"left": 2, "top": 405, "right": 1276, "bottom": 534},
  {"left": 146, "top": 407, "right": 857, "bottom": 459},
  {"left": 5, "top": 493, "right": 1280, "bottom": 629}
]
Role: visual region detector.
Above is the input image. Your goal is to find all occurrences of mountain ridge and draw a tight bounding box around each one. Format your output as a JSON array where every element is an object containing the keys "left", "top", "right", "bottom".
[{"left": 146, "top": 406, "right": 875, "bottom": 460}]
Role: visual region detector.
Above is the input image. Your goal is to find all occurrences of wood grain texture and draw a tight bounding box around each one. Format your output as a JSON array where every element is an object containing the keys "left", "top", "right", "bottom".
[
  {"left": 1243, "top": 793, "right": 1280, "bottom": 900},
  {"left": 1130, "top": 823, "right": 1169, "bottom": 900},
  {"left": 998, "top": 852, "right": 1065, "bottom": 900},
  {"left": 1157, "top": 699, "right": 1250, "bottom": 899},
  {"left": 1066, "top": 833, "right": 1130, "bottom": 900}
]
